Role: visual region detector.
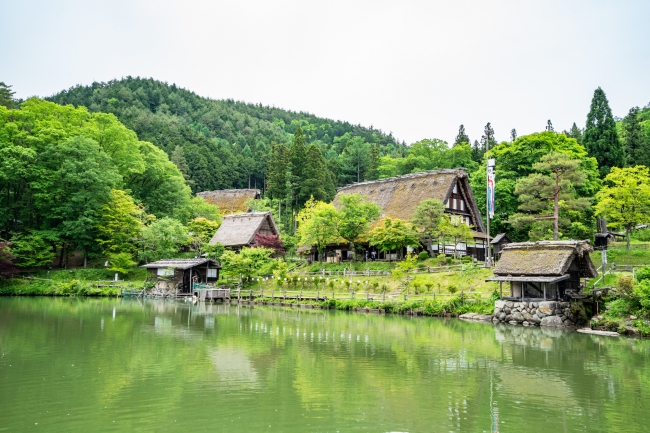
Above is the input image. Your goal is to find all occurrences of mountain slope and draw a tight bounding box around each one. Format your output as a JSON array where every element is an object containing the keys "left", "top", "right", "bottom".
[{"left": 48, "top": 77, "right": 404, "bottom": 193}]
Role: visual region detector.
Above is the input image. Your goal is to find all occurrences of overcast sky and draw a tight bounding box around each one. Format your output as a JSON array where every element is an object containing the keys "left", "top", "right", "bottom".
[{"left": 3, "top": 0, "right": 650, "bottom": 144}]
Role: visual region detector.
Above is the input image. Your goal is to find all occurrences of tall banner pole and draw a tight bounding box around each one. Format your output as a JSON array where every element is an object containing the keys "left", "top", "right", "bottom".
[{"left": 486, "top": 148, "right": 495, "bottom": 266}]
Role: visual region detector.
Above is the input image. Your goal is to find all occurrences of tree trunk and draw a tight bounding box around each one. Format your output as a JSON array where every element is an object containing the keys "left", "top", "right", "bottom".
[
  {"left": 553, "top": 192, "right": 560, "bottom": 241},
  {"left": 627, "top": 228, "right": 631, "bottom": 251}
]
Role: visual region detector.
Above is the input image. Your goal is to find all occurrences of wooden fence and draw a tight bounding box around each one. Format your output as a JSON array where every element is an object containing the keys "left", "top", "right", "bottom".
[{"left": 227, "top": 288, "right": 494, "bottom": 302}]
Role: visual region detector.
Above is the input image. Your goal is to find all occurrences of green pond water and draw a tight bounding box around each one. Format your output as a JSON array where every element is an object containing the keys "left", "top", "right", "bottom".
[{"left": 1, "top": 298, "right": 649, "bottom": 433}]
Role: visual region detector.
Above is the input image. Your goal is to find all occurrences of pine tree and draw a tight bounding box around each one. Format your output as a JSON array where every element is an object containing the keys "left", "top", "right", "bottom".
[
  {"left": 510, "top": 129, "right": 517, "bottom": 142},
  {"left": 266, "top": 142, "right": 289, "bottom": 200},
  {"left": 454, "top": 124, "right": 471, "bottom": 146},
  {"left": 583, "top": 87, "right": 624, "bottom": 176},
  {"left": 474, "top": 122, "right": 496, "bottom": 162},
  {"left": 622, "top": 107, "right": 650, "bottom": 167}
]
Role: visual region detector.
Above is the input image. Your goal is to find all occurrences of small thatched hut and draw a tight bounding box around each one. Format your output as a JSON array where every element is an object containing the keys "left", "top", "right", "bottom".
[
  {"left": 196, "top": 189, "right": 261, "bottom": 215},
  {"left": 327, "top": 169, "right": 488, "bottom": 260},
  {"left": 487, "top": 240, "right": 598, "bottom": 301},
  {"left": 141, "top": 258, "right": 220, "bottom": 293},
  {"left": 209, "top": 212, "right": 279, "bottom": 250}
]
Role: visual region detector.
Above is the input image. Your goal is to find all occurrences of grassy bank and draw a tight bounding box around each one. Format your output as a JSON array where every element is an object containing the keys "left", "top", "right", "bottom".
[
  {"left": 0, "top": 268, "right": 149, "bottom": 297},
  {"left": 251, "top": 291, "right": 499, "bottom": 316}
]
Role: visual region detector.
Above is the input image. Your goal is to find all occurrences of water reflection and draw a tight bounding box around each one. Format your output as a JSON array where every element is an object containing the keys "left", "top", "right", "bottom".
[{"left": 0, "top": 297, "right": 649, "bottom": 433}]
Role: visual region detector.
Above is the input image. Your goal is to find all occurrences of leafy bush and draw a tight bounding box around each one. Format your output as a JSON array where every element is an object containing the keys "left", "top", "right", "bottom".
[
  {"left": 605, "top": 298, "right": 632, "bottom": 318},
  {"left": 418, "top": 251, "right": 429, "bottom": 261},
  {"left": 616, "top": 275, "right": 635, "bottom": 296},
  {"left": 636, "top": 266, "right": 650, "bottom": 282}
]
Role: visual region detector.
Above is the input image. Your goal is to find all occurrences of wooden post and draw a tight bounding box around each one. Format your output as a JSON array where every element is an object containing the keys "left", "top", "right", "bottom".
[
  {"left": 499, "top": 282, "right": 503, "bottom": 300},
  {"left": 543, "top": 283, "right": 546, "bottom": 301},
  {"left": 272, "top": 289, "right": 274, "bottom": 300},
  {"left": 332, "top": 291, "right": 335, "bottom": 300}
]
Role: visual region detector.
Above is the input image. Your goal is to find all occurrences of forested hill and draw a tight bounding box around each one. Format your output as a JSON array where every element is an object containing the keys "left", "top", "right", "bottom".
[{"left": 48, "top": 77, "right": 405, "bottom": 193}]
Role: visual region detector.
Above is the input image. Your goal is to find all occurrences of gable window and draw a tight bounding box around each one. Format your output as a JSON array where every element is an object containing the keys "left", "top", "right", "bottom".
[{"left": 207, "top": 269, "right": 217, "bottom": 278}]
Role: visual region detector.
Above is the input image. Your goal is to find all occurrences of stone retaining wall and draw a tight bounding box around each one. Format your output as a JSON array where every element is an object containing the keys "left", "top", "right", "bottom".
[{"left": 492, "top": 300, "right": 578, "bottom": 327}]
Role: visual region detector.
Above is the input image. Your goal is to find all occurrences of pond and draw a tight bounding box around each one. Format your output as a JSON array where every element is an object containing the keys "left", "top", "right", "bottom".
[{"left": 1, "top": 297, "right": 649, "bottom": 432}]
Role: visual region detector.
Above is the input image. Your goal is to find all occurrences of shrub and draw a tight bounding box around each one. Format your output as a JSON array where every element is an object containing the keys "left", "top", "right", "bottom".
[
  {"left": 418, "top": 251, "right": 429, "bottom": 261},
  {"left": 616, "top": 275, "right": 635, "bottom": 296},
  {"left": 636, "top": 266, "right": 650, "bottom": 282},
  {"left": 447, "top": 284, "right": 458, "bottom": 294},
  {"left": 461, "top": 256, "right": 472, "bottom": 263}
]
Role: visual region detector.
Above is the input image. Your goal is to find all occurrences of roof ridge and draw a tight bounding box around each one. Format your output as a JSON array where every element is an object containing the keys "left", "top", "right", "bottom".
[{"left": 336, "top": 168, "right": 466, "bottom": 192}]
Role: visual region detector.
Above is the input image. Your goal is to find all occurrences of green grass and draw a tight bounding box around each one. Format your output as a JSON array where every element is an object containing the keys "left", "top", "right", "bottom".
[
  {"left": 0, "top": 267, "right": 149, "bottom": 297},
  {"left": 254, "top": 291, "right": 499, "bottom": 316},
  {"left": 590, "top": 247, "right": 650, "bottom": 267}
]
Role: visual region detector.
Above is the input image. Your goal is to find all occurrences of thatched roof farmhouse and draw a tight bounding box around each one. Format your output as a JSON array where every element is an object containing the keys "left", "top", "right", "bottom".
[
  {"left": 328, "top": 169, "right": 489, "bottom": 260},
  {"left": 197, "top": 189, "right": 261, "bottom": 215},
  {"left": 334, "top": 169, "right": 485, "bottom": 232},
  {"left": 487, "top": 240, "right": 598, "bottom": 301},
  {"left": 209, "top": 212, "right": 278, "bottom": 250}
]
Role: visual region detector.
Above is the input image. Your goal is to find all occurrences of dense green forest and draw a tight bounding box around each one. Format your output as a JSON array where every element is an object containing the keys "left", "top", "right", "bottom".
[{"left": 47, "top": 77, "right": 407, "bottom": 194}]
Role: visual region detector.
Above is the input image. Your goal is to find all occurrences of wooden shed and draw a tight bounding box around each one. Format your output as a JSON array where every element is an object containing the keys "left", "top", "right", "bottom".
[
  {"left": 491, "top": 233, "right": 512, "bottom": 259},
  {"left": 141, "top": 258, "right": 220, "bottom": 293},
  {"left": 208, "top": 212, "right": 279, "bottom": 250},
  {"left": 487, "top": 240, "right": 598, "bottom": 301},
  {"left": 196, "top": 189, "right": 261, "bottom": 215}
]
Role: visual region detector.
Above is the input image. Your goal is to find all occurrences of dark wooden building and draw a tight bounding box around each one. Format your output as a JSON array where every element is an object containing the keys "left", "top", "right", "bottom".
[
  {"left": 487, "top": 240, "right": 598, "bottom": 301},
  {"left": 209, "top": 212, "right": 279, "bottom": 250},
  {"left": 491, "top": 233, "right": 512, "bottom": 259},
  {"left": 141, "top": 258, "right": 220, "bottom": 293}
]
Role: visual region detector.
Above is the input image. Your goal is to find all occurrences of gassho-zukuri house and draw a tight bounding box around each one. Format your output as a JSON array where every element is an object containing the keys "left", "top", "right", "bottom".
[
  {"left": 196, "top": 189, "right": 261, "bottom": 215},
  {"left": 141, "top": 258, "right": 221, "bottom": 293},
  {"left": 209, "top": 211, "right": 279, "bottom": 250},
  {"left": 302, "top": 169, "right": 490, "bottom": 261},
  {"left": 487, "top": 240, "right": 598, "bottom": 301}
]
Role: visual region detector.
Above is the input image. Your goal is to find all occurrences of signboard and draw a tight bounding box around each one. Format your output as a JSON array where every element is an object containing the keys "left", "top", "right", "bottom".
[{"left": 487, "top": 159, "right": 495, "bottom": 219}]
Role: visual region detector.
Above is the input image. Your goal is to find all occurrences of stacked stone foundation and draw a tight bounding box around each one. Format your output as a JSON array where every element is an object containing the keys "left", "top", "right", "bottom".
[{"left": 493, "top": 300, "right": 578, "bottom": 328}]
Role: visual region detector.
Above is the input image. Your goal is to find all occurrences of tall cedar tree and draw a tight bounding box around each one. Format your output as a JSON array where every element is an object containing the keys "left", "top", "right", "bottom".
[
  {"left": 454, "top": 124, "right": 471, "bottom": 146},
  {"left": 289, "top": 126, "right": 307, "bottom": 204},
  {"left": 510, "top": 129, "right": 517, "bottom": 142},
  {"left": 509, "top": 152, "right": 590, "bottom": 241},
  {"left": 474, "top": 123, "right": 495, "bottom": 162},
  {"left": 266, "top": 142, "right": 289, "bottom": 200},
  {"left": 584, "top": 87, "right": 624, "bottom": 176},
  {"left": 171, "top": 146, "right": 194, "bottom": 186},
  {"left": 622, "top": 107, "right": 650, "bottom": 167},
  {"left": 301, "top": 145, "right": 329, "bottom": 202},
  {"left": 546, "top": 120, "right": 554, "bottom": 132}
]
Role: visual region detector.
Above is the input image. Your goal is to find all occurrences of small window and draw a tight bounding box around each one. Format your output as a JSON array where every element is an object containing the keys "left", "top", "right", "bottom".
[
  {"left": 157, "top": 268, "right": 174, "bottom": 276},
  {"left": 207, "top": 269, "right": 217, "bottom": 278}
]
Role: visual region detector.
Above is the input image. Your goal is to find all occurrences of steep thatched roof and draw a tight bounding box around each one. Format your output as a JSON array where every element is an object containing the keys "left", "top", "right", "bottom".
[
  {"left": 493, "top": 240, "right": 597, "bottom": 278},
  {"left": 141, "top": 258, "right": 220, "bottom": 270},
  {"left": 196, "top": 189, "right": 261, "bottom": 215},
  {"left": 209, "top": 212, "right": 278, "bottom": 248},
  {"left": 333, "top": 169, "right": 485, "bottom": 232}
]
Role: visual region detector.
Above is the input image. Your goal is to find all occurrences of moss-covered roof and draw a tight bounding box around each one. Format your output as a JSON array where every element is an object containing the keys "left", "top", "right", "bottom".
[
  {"left": 196, "top": 189, "right": 261, "bottom": 215},
  {"left": 333, "top": 169, "right": 485, "bottom": 232},
  {"left": 493, "top": 240, "right": 597, "bottom": 278}
]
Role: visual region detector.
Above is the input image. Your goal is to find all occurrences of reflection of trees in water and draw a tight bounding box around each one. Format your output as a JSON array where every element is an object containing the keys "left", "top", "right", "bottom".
[{"left": 2, "top": 297, "right": 650, "bottom": 432}]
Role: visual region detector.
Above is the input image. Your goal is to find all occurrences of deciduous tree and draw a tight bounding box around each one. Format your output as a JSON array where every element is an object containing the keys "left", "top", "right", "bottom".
[
  {"left": 412, "top": 199, "right": 446, "bottom": 255},
  {"left": 595, "top": 166, "right": 650, "bottom": 250}
]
